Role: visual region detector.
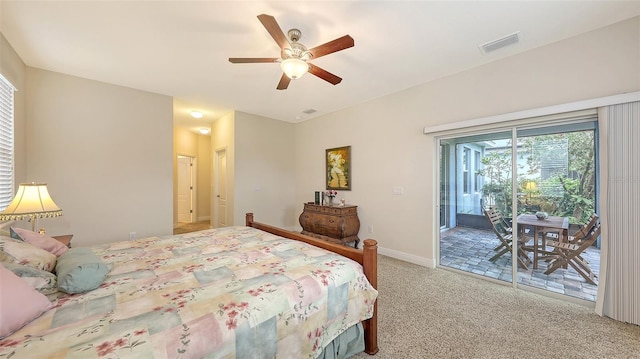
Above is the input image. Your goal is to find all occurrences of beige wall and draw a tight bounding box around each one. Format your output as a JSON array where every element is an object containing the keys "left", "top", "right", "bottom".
[
  {"left": 0, "top": 33, "right": 26, "bottom": 184},
  {"left": 294, "top": 16, "right": 640, "bottom": 266},
  {"left": 196, "top": 134, "right": 211, "bottom": 221},
  {"left": 173, "top": 125, "right": 211, "bottom": 224},
  {"left": 208, "top": 110, "right": 296, "bottom": 229},
  {"left": 234, "top": 111, "right": 296, "bottom": 228},
  {"left": 210, "top": 111, "right": 235, "bottom": 226},
  {"left": 23, "top": 68, "right": 174, "bottom": 246},
  {"left": 3, "top": 17, "right": 638, "bottom": 257}
]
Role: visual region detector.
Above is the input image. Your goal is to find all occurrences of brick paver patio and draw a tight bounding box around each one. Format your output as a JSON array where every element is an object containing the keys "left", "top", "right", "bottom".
[{"left": 440, "top": 226, "right": 600, "bottom": 302}]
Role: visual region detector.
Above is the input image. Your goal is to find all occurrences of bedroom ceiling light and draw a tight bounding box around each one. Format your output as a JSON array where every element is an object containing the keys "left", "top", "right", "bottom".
[
  {"left": 190, "top": 111, "right": 203, "bottom": 118},
  {"left": 280, "top": 58, "right": 309, "bottom": 79},
  {"left": 199, "top": 128, "right": 210, "bottom": 135},
  {"left": 0, "top": 182, "right": 63, "bottom": 233}
]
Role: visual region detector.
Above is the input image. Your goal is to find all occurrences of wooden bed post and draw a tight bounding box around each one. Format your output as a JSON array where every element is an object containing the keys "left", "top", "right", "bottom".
[
  {"left": 362, "top": 239, "right": 379, "bottom": 355},
  {"left": 245, "top": 212, "right": 254, "bottom": 226}
]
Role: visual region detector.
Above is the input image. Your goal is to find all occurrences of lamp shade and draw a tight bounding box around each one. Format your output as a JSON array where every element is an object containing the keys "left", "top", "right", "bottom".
[
  {"left": 525, "top": 181, "right": 537, "bottom": 192},
  {"left": 0, "top": 183, "right": 63, "bottom": 221},
  {"left": 280, "top": 58, "right": 309, "bottom": 79}
]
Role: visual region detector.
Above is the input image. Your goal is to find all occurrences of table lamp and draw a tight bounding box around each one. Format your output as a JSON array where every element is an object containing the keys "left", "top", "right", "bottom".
[
  {"left": 524, "top": 181, "right": 537, "bottom": 204},
  {"left": 0, "top": 182, "right": 63, "bottom": 233}
]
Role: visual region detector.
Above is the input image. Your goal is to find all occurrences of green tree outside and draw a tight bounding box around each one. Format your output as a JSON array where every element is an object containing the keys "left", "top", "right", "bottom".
[{"left": 478, "top": 131, "right": 595, "bottom": 224}]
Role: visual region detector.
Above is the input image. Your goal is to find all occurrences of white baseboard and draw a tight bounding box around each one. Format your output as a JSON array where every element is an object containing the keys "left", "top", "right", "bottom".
[
  {"left": 285, "top": 226, "right": 436, "bottom": 268},
  {"left": 377, "top": 246, "right": 436, "bottom": 268}
]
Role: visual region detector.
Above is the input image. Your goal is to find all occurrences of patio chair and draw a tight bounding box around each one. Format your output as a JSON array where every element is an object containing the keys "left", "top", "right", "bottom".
[
  {"left": 544, "top": 223, "right": 601, "bottom": 285},
  {"left": 483, "top": 207, "right": 532, "bottom": 270},
  {"left": 484, "top": 207, "right": 511, "bottom": 249},
  {"left": 539, "top": 213, "right": 599, "bottom": 263}
]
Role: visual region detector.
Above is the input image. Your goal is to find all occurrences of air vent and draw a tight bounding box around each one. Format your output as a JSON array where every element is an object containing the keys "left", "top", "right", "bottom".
[
  {"left": 479, "top": 31, "right": 520, "bottom": 54},
  {"left": 302, "top": 108, "right": 317, "bottom": 114}
]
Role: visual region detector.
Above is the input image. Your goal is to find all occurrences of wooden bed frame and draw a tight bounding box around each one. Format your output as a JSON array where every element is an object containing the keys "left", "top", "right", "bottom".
[{"left": 246, "top": 213, "right": 379, "bottom": 355}]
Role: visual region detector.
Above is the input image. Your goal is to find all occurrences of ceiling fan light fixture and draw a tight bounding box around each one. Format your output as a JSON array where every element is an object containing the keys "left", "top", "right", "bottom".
[
  {"left": 281, "top": 58, "right": 309, "bottom": 79},
  {"left": 231, "top": 15, "right": 353, "bottom": 89}
]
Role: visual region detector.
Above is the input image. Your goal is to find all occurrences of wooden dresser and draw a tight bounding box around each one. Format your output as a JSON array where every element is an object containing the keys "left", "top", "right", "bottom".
[{"left": 299, "top": 203, "right": 360, "bottom": 247}]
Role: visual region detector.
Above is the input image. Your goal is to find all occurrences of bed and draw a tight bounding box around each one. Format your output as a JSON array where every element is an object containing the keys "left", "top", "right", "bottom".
[{"left": 0, "top": 213, "right": 378, "bottom": 358}]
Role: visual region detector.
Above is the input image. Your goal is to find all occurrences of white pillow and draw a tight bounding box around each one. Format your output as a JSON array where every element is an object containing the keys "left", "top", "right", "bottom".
[
  {"left": 1, "top": 261, "right": 58, "bottom": 295},
  {"left": 0, "top": 235, "right": 57, "bottom": 272}
]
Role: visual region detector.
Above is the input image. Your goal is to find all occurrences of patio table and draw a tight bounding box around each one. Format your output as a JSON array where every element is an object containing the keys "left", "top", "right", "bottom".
[{"left": 517, "top": 214, "right": 569, "bottom": 270}]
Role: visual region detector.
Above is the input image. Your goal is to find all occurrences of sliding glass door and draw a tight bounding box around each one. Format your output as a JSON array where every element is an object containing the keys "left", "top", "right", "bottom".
[
  {"left": 438, "top": 120, "right": 600, "bottom": 301},
  {"left": 439, "top": 131, "right": 514, "bottom": 282}
]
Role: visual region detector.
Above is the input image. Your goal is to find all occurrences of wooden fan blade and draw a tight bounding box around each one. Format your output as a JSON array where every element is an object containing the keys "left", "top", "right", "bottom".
[
  {"left": 308, "top": 64, "right": 342, "bottom": 85},
  {"left": 308, "top": 35, "right": 354, "bottom": 59},
  {"left": 229, "top": 58, "right": 279, "bottom": 63},
  {"left": 276, "top": 73, "right": 291, "bottom": 90},
  {"left": 257, "top": 14, "right": 290, "bottom": 50}
]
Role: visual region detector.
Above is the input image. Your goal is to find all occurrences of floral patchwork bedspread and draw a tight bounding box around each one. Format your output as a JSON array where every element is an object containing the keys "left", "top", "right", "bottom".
[{"left": 0, "top": 226, "right": 377, "bottom": 358}]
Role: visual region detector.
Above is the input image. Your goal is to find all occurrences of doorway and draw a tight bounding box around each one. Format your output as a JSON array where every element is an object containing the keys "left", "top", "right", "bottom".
[{"left": 177, "top": 155, "right": 195, "bottom": 223}]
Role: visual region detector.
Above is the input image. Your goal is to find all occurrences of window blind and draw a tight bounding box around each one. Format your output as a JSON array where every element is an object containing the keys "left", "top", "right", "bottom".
[{"left": 0, "top": 74, "right": 16, "bottom": 211}]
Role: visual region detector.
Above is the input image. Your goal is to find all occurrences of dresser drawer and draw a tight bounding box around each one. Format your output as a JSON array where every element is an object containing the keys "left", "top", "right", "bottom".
[
  {"left": 299, "top": 203, "right": 360, "bottom": 247},
  {"left": 309, "top": 206, "right": 357, "bottom": 216}
]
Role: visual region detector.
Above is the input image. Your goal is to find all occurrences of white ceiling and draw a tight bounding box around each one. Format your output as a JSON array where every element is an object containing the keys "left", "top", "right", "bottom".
[{"left": 2, "top": 1, "right": 640, "bottom": 133}]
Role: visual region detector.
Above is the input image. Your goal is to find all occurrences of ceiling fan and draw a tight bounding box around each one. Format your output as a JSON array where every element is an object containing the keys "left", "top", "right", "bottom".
[{"left": 229, "top": 14, "right": 354, "bottom": 90}]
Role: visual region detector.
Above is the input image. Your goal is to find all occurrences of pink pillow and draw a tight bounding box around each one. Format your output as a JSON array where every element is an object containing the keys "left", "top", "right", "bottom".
[
  {"left": 11, "top": 227, "right": 68, "bottom": 256},
  {"left": 0, "top": 263, "right": 53, "bottom": 338}
]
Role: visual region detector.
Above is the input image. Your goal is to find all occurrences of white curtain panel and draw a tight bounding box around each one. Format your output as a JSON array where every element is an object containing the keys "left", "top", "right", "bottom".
[{"left": 595, "top": 101, "right": 640, "bottom": 326}]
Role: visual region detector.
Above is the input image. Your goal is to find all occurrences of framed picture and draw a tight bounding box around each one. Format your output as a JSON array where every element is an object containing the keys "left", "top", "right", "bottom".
[{"left": 326, "top": 146, "right": 351, "bottom": 190}]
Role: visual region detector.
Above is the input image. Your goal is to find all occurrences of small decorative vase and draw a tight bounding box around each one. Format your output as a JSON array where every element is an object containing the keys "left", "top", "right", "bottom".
[{"left": 327, "top": 197, "right": 334, "bottom": 205}]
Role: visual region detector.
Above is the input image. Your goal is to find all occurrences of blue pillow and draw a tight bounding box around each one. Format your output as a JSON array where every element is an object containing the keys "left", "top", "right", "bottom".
[
  {"left": 9, "top": 227, "right": 20, "bottom": 240},
  {"left": 55, "top": 247, "right": 109, "bottom": 294}
]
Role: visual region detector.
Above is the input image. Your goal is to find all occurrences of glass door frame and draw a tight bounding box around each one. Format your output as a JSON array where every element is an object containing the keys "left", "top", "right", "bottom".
[{"left": 435, "top": 119, "right": 598, "bottom": 293}]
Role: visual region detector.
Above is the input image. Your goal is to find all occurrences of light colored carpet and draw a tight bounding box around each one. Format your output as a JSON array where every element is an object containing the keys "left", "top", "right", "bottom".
[{"left": 353, "top": 255, "right": 640, "bottom": 358}]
